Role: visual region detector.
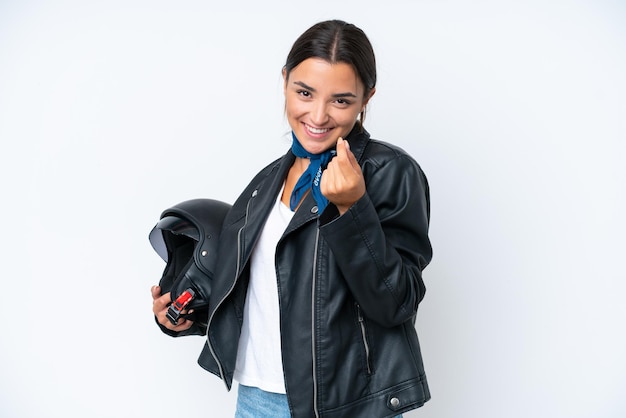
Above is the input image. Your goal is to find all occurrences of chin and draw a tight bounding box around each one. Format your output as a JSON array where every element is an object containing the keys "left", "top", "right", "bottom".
[
  {"left": 296, "top": 130, "right": 341, "bottom": 152},
  {"left": 301, "top": 142, "right": 332, "bottom": 155}
]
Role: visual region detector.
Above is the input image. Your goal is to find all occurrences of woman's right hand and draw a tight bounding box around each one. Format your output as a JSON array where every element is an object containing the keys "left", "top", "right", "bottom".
[{"left": 151, "top": 285, "right": 194, "bottom": 332}]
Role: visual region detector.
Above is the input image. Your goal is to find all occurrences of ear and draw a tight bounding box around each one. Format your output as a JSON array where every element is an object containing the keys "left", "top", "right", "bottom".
[
  {"left": 282, "top": 67, "right": 288, "bottom": 91},
  {"left": 362, "top": 87, "right": 376, "bottom": 109}
]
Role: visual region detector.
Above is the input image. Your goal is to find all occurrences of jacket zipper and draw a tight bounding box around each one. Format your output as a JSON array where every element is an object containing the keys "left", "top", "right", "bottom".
[
  {"left": 205, "top": 189, "right": 256, "bottom": 389},
  {"left": 311, "top": 228, "right": 321, "bottom": 418},
  {"left": 356, "top": 304, "right": 372, "bottom": 375}
]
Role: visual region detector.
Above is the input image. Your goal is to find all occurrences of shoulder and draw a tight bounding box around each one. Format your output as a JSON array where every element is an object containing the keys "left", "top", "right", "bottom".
[
  {"left": 348, "top": 125, "right": 422, "bottom": 170},
  {"left": 364, "top": 138, "right": 412, "bottom": 161},
  {"left": 361, "top": 138, "right": 426, "bottom": 178}
]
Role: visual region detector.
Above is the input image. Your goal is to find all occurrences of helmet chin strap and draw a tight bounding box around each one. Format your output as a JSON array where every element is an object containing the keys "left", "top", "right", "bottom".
[{"left": 167, "top": 288, "right": 196, "bottom": 326}]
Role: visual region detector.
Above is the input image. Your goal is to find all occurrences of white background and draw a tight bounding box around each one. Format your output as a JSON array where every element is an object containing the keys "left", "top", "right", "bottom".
[{"left": 1, "top": 1, "right": 624, "bottom": 417}]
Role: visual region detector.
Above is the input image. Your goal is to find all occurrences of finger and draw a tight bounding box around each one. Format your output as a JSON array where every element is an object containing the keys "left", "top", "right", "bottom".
[
  {"left": 152, "top": 292, "right": 172, "bottom": 315},
  {"left": 151, "top": 285, "right": 161, "bottom": 300},
  {"left": 335, "top": 137, "right": 359, "bottom": 170},
  {"left": 341, "top": 139, "right": 360, "bottom": 170},
  {"left": 157, "top": 310, "right": 190, "bottom": 330},
  {"left": 161, "top": 308, "right": 194, "bottom": 331},
  {"left": 335, "top": 136, "right": 346, "bottom": 159}
]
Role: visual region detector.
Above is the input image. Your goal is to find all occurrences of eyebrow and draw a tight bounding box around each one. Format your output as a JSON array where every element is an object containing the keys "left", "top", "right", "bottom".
[{"left": 293, "top": 81, "right": 358, "bottom": 98}]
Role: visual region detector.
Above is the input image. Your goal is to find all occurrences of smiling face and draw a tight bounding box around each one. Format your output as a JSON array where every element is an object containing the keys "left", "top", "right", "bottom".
[{"left": 284, "top": 58, "right": 375, "bottom": 154}]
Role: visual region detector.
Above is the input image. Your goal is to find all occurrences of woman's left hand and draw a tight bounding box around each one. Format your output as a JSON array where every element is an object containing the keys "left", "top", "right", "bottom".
[
  {"left": 321, "top": 137, "right": 366, "bottom": 215},
  {"left": 151, "top": 285, "right": 194, "bottom": 332}
]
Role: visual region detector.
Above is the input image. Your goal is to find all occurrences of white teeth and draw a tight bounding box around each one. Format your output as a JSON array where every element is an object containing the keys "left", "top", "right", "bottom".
[{"left": 306, "top": 125, "right": 330, "bottom": 134}]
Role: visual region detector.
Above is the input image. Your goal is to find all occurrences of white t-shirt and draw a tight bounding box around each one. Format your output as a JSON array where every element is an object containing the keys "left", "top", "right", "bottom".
[{"left": 233, "top": 186, "right": 294, "bottom": 394}]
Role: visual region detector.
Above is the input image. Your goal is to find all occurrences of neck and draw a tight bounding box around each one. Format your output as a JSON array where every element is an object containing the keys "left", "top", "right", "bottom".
[
  {"left": 295, "top": 156, "right": 310, "bottom": 170},
  {"left": 282, "top": 157, "right": 309, "bottom": 207}
]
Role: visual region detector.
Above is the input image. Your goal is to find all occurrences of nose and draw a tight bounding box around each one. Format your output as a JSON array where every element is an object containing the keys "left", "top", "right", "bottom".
[{"left": 309, "top": 100, "right": 329, "bottom": 126}]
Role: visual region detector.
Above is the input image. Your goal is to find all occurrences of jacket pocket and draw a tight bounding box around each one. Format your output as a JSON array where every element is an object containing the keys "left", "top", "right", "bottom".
[{"left": 355, "top": 303, "right": 373, "bottom": 375}]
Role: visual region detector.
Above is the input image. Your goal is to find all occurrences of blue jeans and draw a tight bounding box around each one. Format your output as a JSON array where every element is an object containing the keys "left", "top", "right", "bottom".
[
  {"left": 235, "top": 384, "right": 403, "bottom": 418},
  {"left": 235, "top": 384, "right": 291, "bottom": 418}
]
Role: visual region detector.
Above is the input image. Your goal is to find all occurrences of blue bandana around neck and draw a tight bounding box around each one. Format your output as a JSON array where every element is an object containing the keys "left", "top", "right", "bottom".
[{"left": 289, "top": 132, "right": 336, "bottom": 213}]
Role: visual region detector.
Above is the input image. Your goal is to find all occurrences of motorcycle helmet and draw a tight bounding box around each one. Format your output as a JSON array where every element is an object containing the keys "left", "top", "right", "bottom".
[{"left": 149, "top": 198, "right": 231, "bottom": 325}]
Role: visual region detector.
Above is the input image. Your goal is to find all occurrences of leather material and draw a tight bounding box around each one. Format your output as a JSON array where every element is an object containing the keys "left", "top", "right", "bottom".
[{"left": 194, "top": 124, "right": 432, "bottom": 417}]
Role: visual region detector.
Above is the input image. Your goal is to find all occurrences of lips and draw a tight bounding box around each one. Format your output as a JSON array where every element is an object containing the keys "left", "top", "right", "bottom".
[{"left": 304, "top": 123, "right": 332, "bottom": 135}]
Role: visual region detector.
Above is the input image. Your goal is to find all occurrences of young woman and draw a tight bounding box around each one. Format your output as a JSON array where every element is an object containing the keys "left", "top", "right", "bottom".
[{"left": 152, "top": 19, "right": 433, "bottom": 418}]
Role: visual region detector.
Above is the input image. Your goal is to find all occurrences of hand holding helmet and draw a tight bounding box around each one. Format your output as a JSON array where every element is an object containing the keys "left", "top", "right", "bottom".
[
  {"left": 151, "top": 285, "right": 193, "bottom": 331},
  {"left": 149, "top": 198, "right": 231, "bottom": 332}
]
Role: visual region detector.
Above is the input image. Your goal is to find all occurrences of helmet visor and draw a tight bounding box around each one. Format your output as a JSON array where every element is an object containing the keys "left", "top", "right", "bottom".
[{"left": 149, "top": 215, "right": 200, "bottom": 262}]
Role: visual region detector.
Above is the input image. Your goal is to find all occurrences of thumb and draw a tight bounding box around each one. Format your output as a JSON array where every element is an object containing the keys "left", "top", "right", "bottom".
[
  {"left": 339, "top": 137, "right": 359, "bottom": 168},
  {"left": 151, "top": 285, "right": 161, "bottom": 300},
  {"left": 335, "top": 137, "right": 346, "bottom": 158}
]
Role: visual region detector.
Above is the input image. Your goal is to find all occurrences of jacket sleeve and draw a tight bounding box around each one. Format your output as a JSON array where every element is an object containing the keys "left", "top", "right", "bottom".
[
  {"left": 154, "top": 315, "right": 208, "bottom": 337},
  {"left": 319, "top": 152, "right": 432, "bottom": 327}
]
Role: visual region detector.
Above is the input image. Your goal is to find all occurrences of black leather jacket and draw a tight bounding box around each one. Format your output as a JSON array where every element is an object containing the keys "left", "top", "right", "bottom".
[{"left": 185, "top": 125, "right": 432, "bottom": 417}]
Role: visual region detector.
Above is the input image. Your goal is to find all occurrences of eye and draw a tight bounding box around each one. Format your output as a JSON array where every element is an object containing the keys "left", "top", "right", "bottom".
[
  {"left": 296, "top": 89, "right": 311, "bottom": 98},
  {"left": 334, "top": 98, "right": 353, "bottom": 107}
]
